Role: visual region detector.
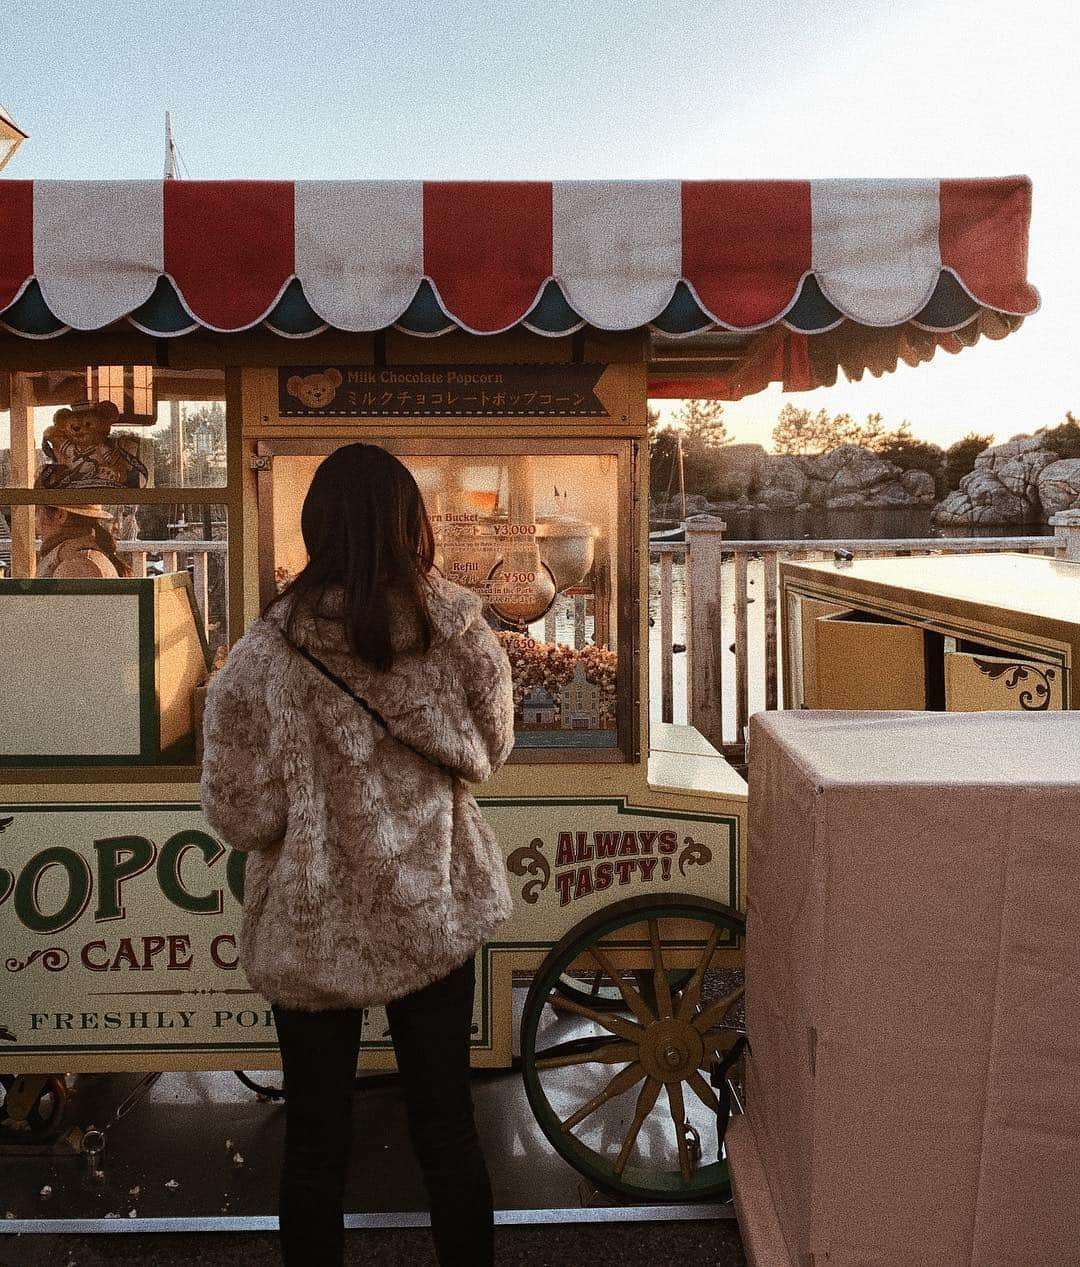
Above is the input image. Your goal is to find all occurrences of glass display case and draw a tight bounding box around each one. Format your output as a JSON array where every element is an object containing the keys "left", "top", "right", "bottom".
[
  {"left": 0, "top": 366, "right": 236, "bottom": 773},
  {"left": 258, "top": 439, "right": 635, "bottom": 759}
]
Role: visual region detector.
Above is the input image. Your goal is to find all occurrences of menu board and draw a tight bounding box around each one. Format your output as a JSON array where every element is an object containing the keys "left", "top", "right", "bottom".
[{"left": 269, "top": 450, "right": 621, "bottom": 752}]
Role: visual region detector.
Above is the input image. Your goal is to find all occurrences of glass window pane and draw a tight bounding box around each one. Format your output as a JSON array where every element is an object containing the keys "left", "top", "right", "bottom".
[
  {"left": 2, "top": 501, "right": 229, "bottom": 657},
  {"left": 1, "top": 368, "right": 228, "bottom": 489},
  {"left": 0, "top": 503, "right": 229, "bottom": 767},
  {"left": 268, "top": 447, "right": 623, "bottom": 756}
]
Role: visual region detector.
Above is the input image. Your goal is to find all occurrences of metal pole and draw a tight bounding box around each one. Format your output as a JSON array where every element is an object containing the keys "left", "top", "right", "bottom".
[
  {"left": 677, "top": 431, "right": 687, "bottom": 521},
  {"left": 164, "top": 112, "right": 177, "bottom": 179}
]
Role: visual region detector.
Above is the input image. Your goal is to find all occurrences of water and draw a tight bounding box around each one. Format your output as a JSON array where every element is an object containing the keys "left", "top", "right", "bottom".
[{"left": 663, "top": 505, "right": 1053, "bottom": 542}]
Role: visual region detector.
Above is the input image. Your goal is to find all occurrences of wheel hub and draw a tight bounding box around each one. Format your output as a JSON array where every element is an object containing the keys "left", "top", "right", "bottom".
[{"left": 637, "top": 1017, "right": 704, "bottom": 1082}]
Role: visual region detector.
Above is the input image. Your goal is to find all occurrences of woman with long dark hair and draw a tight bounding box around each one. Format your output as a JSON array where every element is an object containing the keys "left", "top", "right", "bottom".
[{"left": 200, "top": 443, "right": 515, "bottom": 1267}]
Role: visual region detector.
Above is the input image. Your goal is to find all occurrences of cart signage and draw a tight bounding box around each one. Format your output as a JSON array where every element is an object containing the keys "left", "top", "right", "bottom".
[
  {"left": 0, "top": 797, "right": 737, "bottom": 1068},
  {"left": 499, "top": 799, "right": 738, "bottom": 931},
  {"left": 0, "top": 804, "right": 482, "bottom": 1065},
  {"left": 278, "top": 364, "right": 609, "bottom": 418}
]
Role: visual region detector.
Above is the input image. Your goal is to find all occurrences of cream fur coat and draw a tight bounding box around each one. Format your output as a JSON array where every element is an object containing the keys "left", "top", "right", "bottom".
[{"left": 200, "top": 576, "right": 515, "bottom": 1010}]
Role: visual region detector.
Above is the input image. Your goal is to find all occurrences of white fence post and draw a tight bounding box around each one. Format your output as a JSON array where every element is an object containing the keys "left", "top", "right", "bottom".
[
  {"left": 685, "top": 516, "right": 727, "bottom": 751},
  {"left": 659, "top": 550, "right": 674, "bottom": 724},
  {"left": 1050, "top": 511, "right": 1080, "bottom": 561}
]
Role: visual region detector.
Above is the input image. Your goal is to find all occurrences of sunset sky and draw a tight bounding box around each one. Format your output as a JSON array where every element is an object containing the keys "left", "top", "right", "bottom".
[{"left": 3, "top": 0, "right": 1074, "bottom": 452}]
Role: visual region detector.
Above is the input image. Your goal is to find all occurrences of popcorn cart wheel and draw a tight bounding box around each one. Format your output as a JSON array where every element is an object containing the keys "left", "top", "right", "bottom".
[
  {"left": 520, "top": 894, "right": 745, "bottom": 1203},
  {"left": 554, "top": 967, "right": 695, "bottom": 1013},
  {"left": 0, "top": 1073, "right": 70, "bottom": 1142}
]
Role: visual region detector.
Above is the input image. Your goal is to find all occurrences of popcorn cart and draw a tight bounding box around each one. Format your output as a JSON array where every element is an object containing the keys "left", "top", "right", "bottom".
[{"left": 0, "top": 178, "right": 1038, "bottom": 1205}]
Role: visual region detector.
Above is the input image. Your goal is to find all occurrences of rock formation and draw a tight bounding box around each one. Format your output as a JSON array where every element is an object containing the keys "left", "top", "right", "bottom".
[
  {"left": 650, "top": 433, "right": 1080, "bottom": 526},
  {"left": 775, "top": 445, "right": 937, "bottom": 511},
  {"left": 1037, "top": 458, "right": 1080, "bottom": 518},
  {"left": 932, "top": 436, "right": 1059, "bottom": 526}
]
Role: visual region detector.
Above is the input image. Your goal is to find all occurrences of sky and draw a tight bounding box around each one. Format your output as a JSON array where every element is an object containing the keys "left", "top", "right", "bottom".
[{"left": 2, "top": 0, "right": 1075, "bottom": 452}]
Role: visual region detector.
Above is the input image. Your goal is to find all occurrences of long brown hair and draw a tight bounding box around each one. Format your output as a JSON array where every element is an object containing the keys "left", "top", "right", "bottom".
[{"left": 266, "top": 444, "right": 435, "bottom": 671}]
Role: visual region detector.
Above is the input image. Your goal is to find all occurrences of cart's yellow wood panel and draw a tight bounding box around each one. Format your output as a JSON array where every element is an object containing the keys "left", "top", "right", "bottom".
[
  {"left": 813, "top": 613, "right": 926, "bottom": 711},
  {"left": 781, "top": 553, "right": 1080, "bottom": 713},
  {"left": 944, "top": 651, "right": 1065, "bottom": 712}
]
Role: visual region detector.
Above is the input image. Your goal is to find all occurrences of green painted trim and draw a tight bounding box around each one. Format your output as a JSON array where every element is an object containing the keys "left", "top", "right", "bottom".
[
  {"left": 0, "top": 578, "right": 151, "bottom": 596},
  {"left": 1, "top": 800, "right": 740, "bottom": 902},
  {"left": 477, "top": 942, "right": 491, "bottom": 1046},
  {"left": 475, "top": 794, "right": 739, "bottom": 825},
  {"left": 11, "top": 942, "right": 496, "bottom": 1057},
  {"left": 0, "top": 802, "right": 737, "bottom": 1057},
  {"left": 1, "top": 810, "right": 495, "bottom": 1055},
  {"left": 0, "top": 802, "right": 205, "bottom": 813},
  {"left": 0, "top": 575, "right": 218, "bottom": 768},
  {"left": 5, "top": 797, "right": 738, "bottom": 829},
  {"left": 477, "top": 796, "right": 740, "bottom": 910},
  {"left": 139, "top": 576, "right": 159, "bottom": 761}
]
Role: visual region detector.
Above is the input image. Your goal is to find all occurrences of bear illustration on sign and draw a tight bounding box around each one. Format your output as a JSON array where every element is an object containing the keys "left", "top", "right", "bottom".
[{"left": 286, "top": 368, "right": 343, "bottom": 410}]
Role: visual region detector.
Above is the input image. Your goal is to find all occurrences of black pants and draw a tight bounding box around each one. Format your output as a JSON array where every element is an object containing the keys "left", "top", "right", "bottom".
[{"left": 272, "top": 957, "right": 494, "bottom": 1267}]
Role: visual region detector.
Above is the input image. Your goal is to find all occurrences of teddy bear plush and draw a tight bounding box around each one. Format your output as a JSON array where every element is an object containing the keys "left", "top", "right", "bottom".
[
  {"left": 40, "top": 400, "right": 148, "bottom": 489},
  {"left": 286, "top": 368, "right": 343, "bottom": 410}
]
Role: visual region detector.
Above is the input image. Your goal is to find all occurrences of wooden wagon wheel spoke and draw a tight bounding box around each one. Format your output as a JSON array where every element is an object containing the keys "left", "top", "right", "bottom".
[
  {"left": 686, "top": 1068, "right": 722, "bottom": 1114},
  {"left": 561, "top": 1061, "right": 647, "bottom": 1132},
  {"left": 699, "top": 1026, "right": 744, "bottom": 1060},
  {"left": 691, "top": 986, "right": 745, "bottom": 1034},
  {"left": 613, "top": 1075, "right": 663, "bottom": 1175},
  {"left": 548, "top": 994, "right": 645, "bottom": 1043},
  {"left": 667, "top": 1078, "right": 693, "bottom": 1183},
  {"left": 648, "top": 918, "right": 674, "bottom": 1019},
  {"left": 535, "top": 1040, "right": 638, "bottom": 1071},
  {"left": 674, "top": 926, "right": 723, "bottom": 1021},
  {"left": 521, "top": 896, "right": 745, "bottom": 1203},
  {"left": 589, "top": 944, "right": 656, "bottom": 1026}
]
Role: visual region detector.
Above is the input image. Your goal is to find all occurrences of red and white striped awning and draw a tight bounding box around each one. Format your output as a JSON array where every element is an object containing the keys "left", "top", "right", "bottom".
[{"left": 0, "top": 178, "right": 1038, "bottom": 398}]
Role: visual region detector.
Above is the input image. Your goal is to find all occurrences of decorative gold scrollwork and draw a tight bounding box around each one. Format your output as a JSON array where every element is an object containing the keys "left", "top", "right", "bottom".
[
  {"left": 506, "top": 837, "right": 550, "bottom": 904},
  {"left": 5, "top": 947, "right": 70, "bottom": 973},
  {"left": 972, "top": 659, "right": 1057, "bottom": 711},
  {"left": 678, "top": 835, "right": 713, "bottom": 877}
]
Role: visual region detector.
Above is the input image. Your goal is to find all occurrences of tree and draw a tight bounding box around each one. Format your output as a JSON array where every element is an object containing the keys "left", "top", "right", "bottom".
[
  {"left": 943, "top": 432, "right": 994, "bottom": 492},
  {"left": 649, "top": 426, "right": 681, "bottom": 505},
  {"left": 1036, "top": 411, "right": 1080, "bottom": 459},
  {"left": 671, "top": 400, "right": 730, "bottom": 500},
  {"left": 771, "top": 404, "right": 886, "bottom": 454},
  {"left": 876, "top": 421, "right": 945, "bottom": 482},
  {"left": 671, "top": 399, "right": 730, "bottom": 451},
  {"left": 649, "top": 400, "right": 731, "bottom": 507}
]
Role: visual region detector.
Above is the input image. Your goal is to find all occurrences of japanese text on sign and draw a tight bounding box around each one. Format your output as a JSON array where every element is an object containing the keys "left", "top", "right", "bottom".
[{"left": 279, "top": 365, "right": 608, "bottom": 418}]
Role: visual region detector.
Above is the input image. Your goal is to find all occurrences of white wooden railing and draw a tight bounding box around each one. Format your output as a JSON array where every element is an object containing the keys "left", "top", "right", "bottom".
[
  {"left": 0, "top": 537, "right": 223, "bottom": 638},
  {"left": 653, "top": 528, "right": 1062, "bottom": 761},
  {"left": 4, "top": 528, "right": 1071, "bottom": 735},
  {"left": 118, "top": 539, "right": 226, "bottom": 639}
]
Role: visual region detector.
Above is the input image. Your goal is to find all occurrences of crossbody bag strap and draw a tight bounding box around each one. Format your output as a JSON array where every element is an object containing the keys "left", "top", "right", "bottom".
[
  {"left": 278, "top": 629, "right": 453, "bottom": 776},
  {"left": 281, "top": 633, "right": 392, "bottom": 730}
]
